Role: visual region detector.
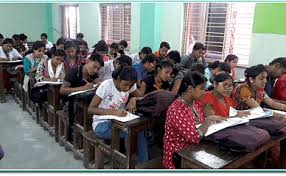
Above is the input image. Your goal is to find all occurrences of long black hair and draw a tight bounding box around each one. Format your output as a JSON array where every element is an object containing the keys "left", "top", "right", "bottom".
[{"left": 178, "top": 71, "right": 206, "bottom": 95}]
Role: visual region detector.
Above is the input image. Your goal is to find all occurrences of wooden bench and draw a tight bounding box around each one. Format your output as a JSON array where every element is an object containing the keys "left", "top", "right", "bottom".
[
  {"left": 82, "top": 131, "right": 111, "bottom": 169},
  {"left": 13, "top": 66, "right": 24, "bottom": 106},
  {"left": 57, "top": 110, "right": 68, "bottom": 147}
]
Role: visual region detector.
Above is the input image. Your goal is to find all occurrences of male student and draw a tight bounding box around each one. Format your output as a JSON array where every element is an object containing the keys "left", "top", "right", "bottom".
[
  {"left": 60, "top": 53, "right": 104, "bottom": 142},
  {"left": 40, "top": 33, "right": 53, "bottom": 50},
  {"left": 130, "top": 47, "right": 152, "bottom": 65},
  {"left": 153, "top": 42, "right": 170, "bottom": 60}
]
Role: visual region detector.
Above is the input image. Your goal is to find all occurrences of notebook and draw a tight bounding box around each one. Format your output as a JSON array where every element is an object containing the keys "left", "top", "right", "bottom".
[
  {"left": 95, "top": 112, "right": 140, "bottom": 122},
  {"left": 229, "top": 107, "right": 272, "bottom": 120},
  {"left": 0, "top": 60, "right": 22, "bottom": 64},
  {"left": 264, "top": 108, "right": 286, "bottom": 116},
  {"left": 68, "top": 84, "right": 97, "bottom": 97},
  {"left": 34, "top": 81, "right": 63, "bottom": 87}
]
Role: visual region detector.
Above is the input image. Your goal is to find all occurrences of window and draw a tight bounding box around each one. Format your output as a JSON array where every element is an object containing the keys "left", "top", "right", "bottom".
[
  {"left": 61, "top": 5, "right": 80, "bottom": 39},
  {"left": 100, "top": 3, "right": 131, "bottom": 48},
  {"left": 182, "top": 3, "right": 255, "bottom": 65}
]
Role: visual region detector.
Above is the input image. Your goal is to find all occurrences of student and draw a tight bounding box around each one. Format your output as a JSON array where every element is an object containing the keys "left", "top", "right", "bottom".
[
  {"left": 133, "top": 54, "right": 157, "bottom": 87},
  {"left": 178, "top": 42, "right": 206, "bottom": 71},
  {"left": 0, "top": 33, "right": 3, "bottom": 46},
  {"left": 108, "top": 42, "right": 118, "bottom": 60},
  {"left": 201, "top": 73, "right": 239, "bottom": 117},
  {"left": 97, "top": 55, "right": 132, "bottom": 83},
  {"left": 264, "top": 57, "right": 286, "bottom": 97},
  {"left": 88, "top": 66, "right": 148, "bottom": 163},
  {"left": 231, "top": 64, "right": 286, "bottom": 112},
  {"left": 130, "top": 47, "right": 153, "bottom": 65},
  {"left": 0, "top": 38, "right": 22, "bottom": 61},
  {"left": 19, "top": 33, "right": 29, "bottom": 52},
  {"left": 63, "top": 41, "right": 84, "bottom": 72},
  {"left": 35, "top": 49, "right": 66, "bottom": 82},
  {"left": 167, "top": 50, "right": 181, "bottom": 65},
  {"left": 140, "top": 60, "right": 173, "bottom": 95},
  {"left": 77, "top": 40, "right": 89, "bottom": 59},
  {"left": 163, "top": 71, "right": 222, "bottom": 169},
  {"left": 76, "top": 33, "right": 84, "bottom": 41},
  {"left": 22, "top": 41, "right": 47, "bottom": 91},
  {"left": 46, "top": 37, "right": 65, "bottom": 58},
  {"left": 153, "top": 42, "right": 170, "bottom": 60},
  {"left": 118, "top": 40, "right": 128, "bottom": 56},
  {"left": 272, "top": 74, "right": 286, "bottom": 101},
  {"left": 11, "top": 34, "right": 26, "bottom": 56},
  {"left": 40, "top": 33, "right": 53, "bottom": 50},
  {"left": 224, "top": 54, "right": 239, "bottom": 80},
  {"left": 92, "top": 40, "right": 109, "bottom": 62}
]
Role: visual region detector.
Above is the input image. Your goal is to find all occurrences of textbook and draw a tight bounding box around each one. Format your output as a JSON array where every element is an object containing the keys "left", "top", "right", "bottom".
[
  {"left": 34, "top": 81, "right": 63, "bottom": 87},
  {"left": 95, "top": 112, "right": 140, "bottom": 122},
  {"left": 68, "top": 84, "right": 97, "bottom": 97}
]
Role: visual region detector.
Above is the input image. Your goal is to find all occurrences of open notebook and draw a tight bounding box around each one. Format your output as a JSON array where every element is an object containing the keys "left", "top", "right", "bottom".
[
  {"left": 95, "top": 112, "right": 140, "bottom": 122},
  {"left": 197, "top": 117, "right": 249, "bottom": 137},
  {"left": 229, "top": 107, "right": 273, "bottom": 120},
  {"left": 68, "top": 84, "right": 98, "bottom": 97},
  {"left": 0, "top": 60, "right": 22, "bottom": 64},
  {"left": 34, "top": 81, "right": 63, "bottom": 87}
]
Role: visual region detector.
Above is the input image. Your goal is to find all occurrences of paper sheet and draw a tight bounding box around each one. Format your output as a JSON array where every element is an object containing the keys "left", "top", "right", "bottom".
[
  {"left": 229, "top": 107, "right": 272, "bottom": 120},
  {"left": 0, "top": 60, "right": 22, "bottom": 64},
  {"left": 34, "top": 81, "right": 63, "bottom": 87},
  {"left": 68, "top": 84, "right": 97, "bottom": 97},
  {"left": 95, "top": 112, "right": 140, "bottom": 122}
]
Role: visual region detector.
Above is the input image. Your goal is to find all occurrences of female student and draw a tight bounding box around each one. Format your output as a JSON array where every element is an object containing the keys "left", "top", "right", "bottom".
[
  {"left": 88, "top": 66, "right": 148, "bottom": 163},
  {"left": 231, "top": 64, "right": 286, "bottom": 166},
  {"left": 163, "top": 71, "right": 222, "bottom": 169},
  {"left": 273, "top": 74, "right": 286, "bottom": 101},
  {"left": 23, "top": 41, "right": 47, "bottom": 92},
  {"left": 63, "top": 41, "right": 84, "bottom": 72},
  {"left": 224, "top": 54, "right": 239, "bottom": 80},
  {"left": 139, "top": 60, "right": 173, "bottom": 95},
  {"left": 35, "top": 49, "right": 66, "bottom": 82}
]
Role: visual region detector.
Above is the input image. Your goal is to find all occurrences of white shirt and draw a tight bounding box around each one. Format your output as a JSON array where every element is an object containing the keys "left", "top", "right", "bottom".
[
  {"left": 98, "top": 60, "right": 115, "bottom": 81},
  {"left": 130, "top": 52, "right": 141, "bottom": 65},
  {"left": 0, "top": 46, "right": 22, "bottom": 60},
  {"left": 45, "top": 41, "right": 53, "bottom": 50},
  {"left": 92, "top": 79, "right": 137, "bottom": 130}
]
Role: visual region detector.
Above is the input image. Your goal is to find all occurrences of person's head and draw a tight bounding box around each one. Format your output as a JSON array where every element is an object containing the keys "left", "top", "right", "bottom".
[
  {"left": 142, "top": 54, "right": 156, "bottom": 72},
  {"left": 12, "top": 34, "right": 20, "bottom": 42},
  {"left": 167, "top": 50, "right": 181, "bottom": 64},
  {"left": 109, "top": 43, "right": 118, "bottom": 56},
  {"left": 94, "top": 40, "right": 108, "bottom": 55},
  {"left": 139, "top": 47, "right": 152, "bottom": 60},
  {"left": 213, "top": 73, "right": 233, "bottom": 97},
  {"left": 113, "top": 55, "right": 132, "bottom": 71},
  {"left": 155, "top": 60, "right": 173, "bottom": 82},
  {"left": 19, "top": 34, "right": 28, "bottom": 43},
  {"left": 77, "top": 40, "right": 88, "bottom": 52},
  {"left": 244, "top": 64, "right": 268, "bottom": 90},
  {"left": 225, "top": 54, "right": 239, "bottom": 69},
  {"left": 85, "top": 53, "right": 104, "bottom": 76},
  {"left": 0, "top": 34, "right": 3, "bottom": 46},
  {"left": 2, "top": 38, "right": 14, "bottom": 52},
  {"left": 191, "top": 42, "right": 206, "bottom": 60},
  {"left": 159, "top": 42, "right": 170, "bottom": 57},
  {"left": 190, "top": 63, "right": 205, "bottom": 75},
  {"left": 267, "top": 57, "right": 286, "bottom": 79},
  {"left": 64, "top": 41, "right": 77, "bottom": 58},
  {"left": 32, "top": 41, "right": 46, "bottom": 58},
  {"left": 178, "top": 71, "right": 207, "bottom": 100},
  {"left": 112, "top": 66, "right": 137, "bottom": 92},
  {"left": 76, "top": 33, "right": 84, "bottom": 41},
  {"left": 55, "top": 38, "right": 65, "bottom": 50},
  {"left": 218, "top": 62, "right": 231, "bottom": 74},
  {"left": 52, "top": 49, "right": 66, "bottom": 67},
  {"left": 118, "top": 40, "right": 128, "bottom": 53},
  {"left": 40, "top": 33, "right": 48, "bottom": 43},
  {"left": 208, "top": 61, "right": 220, "bottom": 76}
]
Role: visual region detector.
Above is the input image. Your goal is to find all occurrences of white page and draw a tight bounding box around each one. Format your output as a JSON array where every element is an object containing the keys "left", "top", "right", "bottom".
[
  {"left": 34, "top": 81, "right": 63, "bottom": 87},
  {"left": 0, "top": 60, "right": 22, "bottom": 64},
  {"left": 264, "top": 108, "right": 286, "bottom": 116},
  {"left": 229, "top": 106, "right": 272, "bottom": 120},
  {"left": 95, "top": 112, "right": 140, "bottom": 122},
  {"left": 68, "top": 84, "right": 97, "bottom": 97}
]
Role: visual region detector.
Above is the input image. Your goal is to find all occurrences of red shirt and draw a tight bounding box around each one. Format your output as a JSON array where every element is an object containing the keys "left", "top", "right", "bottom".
[
  {"left": 200, "top": 91, "right": 237, "bottom": 117},
  {"left": 273, "top": 74, "right": 286, "bottom": 101},
  {"left": 163, "top": 99, "right": 204, "bottom": 169}
]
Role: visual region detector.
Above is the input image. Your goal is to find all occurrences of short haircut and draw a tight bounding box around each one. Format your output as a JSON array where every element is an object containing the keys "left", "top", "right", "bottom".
[
  {"left": 56, "top": 38, "right": 66, "bottom": 46},
  {"left": 218, "top": 62, "right": 231, "bottom": 73},
  {"left": 64, "top": 40, "right": 76, "bottom": 50},
  {"left": 193, "top": 42, "right": 205, "bottom": 51},
  {"left": 110, "top": 43, "right": 118, "bottom": 49},
  {"left": 190, "top": 63, "right": 205, "bottom": 74},
  {"left": 269, "top": 57, "right": 286, "bottom": 69},
  {"left": 142, "top": 54, "right": 155, "bottom": 64},
  {"left": 12, "top": 34, "right": 20, "bottom": 41},
  {"left": 76, "top": 33, "right": 84, "bottom": 38},
  {"left": 95, "top": 40, "right": 108, "bottom": 52},
  {"left": 19, "top": 34, "right": 27, "bottom": 41},
  {"left": 140, "top": 47, "right": 152, "bottom": 55},
  {"left": 160, "top": 41, "right": 170, "bottom": 49},
  {"left": 208, "top": 61, "right": 220, "bottom": 69},
  {"left": 116, "top": 55, "right": 132, "bottom": 66},
  {"left": 167, "top": 50, "right": 181, "bottom": 64},
  {"left": 119, "top": 40, "right": 128, "bottom": 48},
  {"left": 3, "top": 38, "right": 13, "bottom": 45},
  {"left": 88, "top": 53, "right": 104, "bottom": 67},
  {"left": 41, "top": 33, "right": 48, "bottom": 39}
]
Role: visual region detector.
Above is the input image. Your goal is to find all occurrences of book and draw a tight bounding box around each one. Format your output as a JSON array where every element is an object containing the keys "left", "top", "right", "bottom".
[
  {"left": 95, "top": 112, "right": 140, "bottom": 122},
  {"left": 229, "top": 107, "right": 272, "bottom": 120},
  {"left": 34, "top": 81, "right": 63, "bottom": 87},
  {"left": 68, "top": 84, "right": 97, "bottom": 97}
]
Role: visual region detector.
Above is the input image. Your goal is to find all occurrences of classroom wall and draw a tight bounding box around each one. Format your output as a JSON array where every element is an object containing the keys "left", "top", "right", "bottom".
[
  {"left": 0, "top": 3, "right": 52, "bottom": 42},
  {"left": 249, "top": 3, "right": 286, "bottom": 66}
]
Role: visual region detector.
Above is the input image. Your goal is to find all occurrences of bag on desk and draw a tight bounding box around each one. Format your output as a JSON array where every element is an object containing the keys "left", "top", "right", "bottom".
[
  {"left": 206, "top": 124, "right": 270, "bottom": 152},
  {"left": 30, "top": 84, "right": 48, "bottom": 103},
  {"left": 249, "top": 116, "right": 286, "bottom": 136}
]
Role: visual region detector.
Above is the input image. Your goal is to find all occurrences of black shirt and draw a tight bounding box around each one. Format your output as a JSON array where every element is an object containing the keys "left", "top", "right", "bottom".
[
  {"left": 64, "top": 65, "right": 96, "bottom": 88},
  {"left": 143, "top": 75, "right": 171, "bottom": 94}
]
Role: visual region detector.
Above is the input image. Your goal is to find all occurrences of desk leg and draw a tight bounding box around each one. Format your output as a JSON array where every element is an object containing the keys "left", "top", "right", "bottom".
[
  {"left": 111, "top": 126, "right": 121, "bottom": 168},
  {"left": 126, "top": 130, "right": 137, "bottom": 169},
  {"left": 0, "top": 64, "right": 6, "bottom": 103}
]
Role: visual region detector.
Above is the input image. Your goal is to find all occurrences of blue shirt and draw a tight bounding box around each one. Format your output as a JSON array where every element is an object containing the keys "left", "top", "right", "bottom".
[{"left": 133, "top": 63, "right": 147, "bottom": 81}]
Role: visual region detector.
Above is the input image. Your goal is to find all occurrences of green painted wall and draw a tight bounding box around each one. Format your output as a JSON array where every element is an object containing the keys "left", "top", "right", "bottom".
[
  {"left": 0, "top": 3, "right": 51, "bottom": 42},
  {"left": 253, "top": 3, "right": 286, "bottom": 35}
]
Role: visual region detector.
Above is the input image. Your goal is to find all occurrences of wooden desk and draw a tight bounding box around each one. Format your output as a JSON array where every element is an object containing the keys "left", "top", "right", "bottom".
[
  {"left": 111, "top": 117, "right": 156, "bottom": 169},
  {"left": 178, "top": 136, "right": 286, "bottom": 169},
  {"left": 0, "top": 60, "right": 22, "bottom": 103}
]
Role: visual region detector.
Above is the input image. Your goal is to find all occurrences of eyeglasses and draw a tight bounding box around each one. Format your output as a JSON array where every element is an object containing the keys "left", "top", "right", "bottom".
[{"left": 218, "top": 82, "right": 233, "bottom": 90}]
